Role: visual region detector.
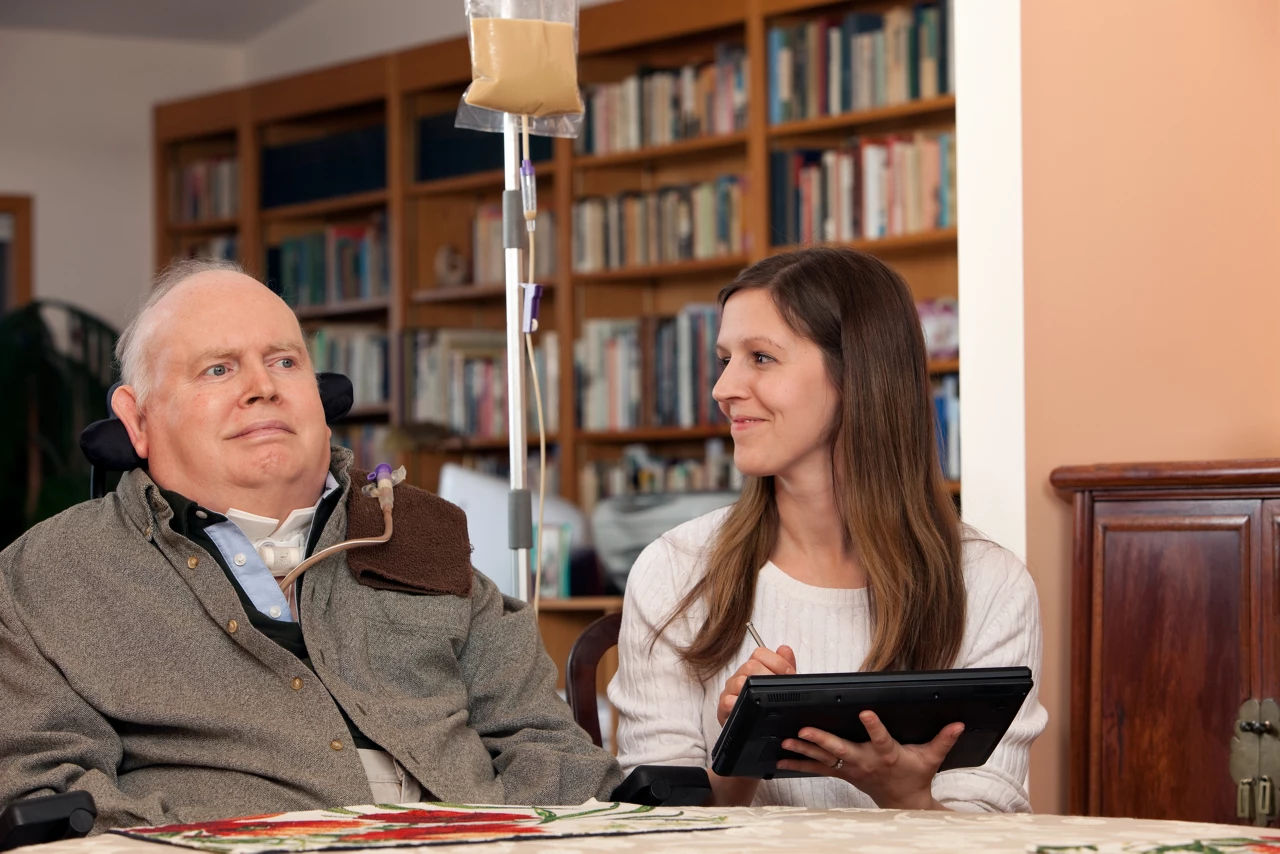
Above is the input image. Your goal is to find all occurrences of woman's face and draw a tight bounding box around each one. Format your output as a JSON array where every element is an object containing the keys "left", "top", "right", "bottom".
[{"left": 713, "top": 288, "right": 840, "bottom": 486}]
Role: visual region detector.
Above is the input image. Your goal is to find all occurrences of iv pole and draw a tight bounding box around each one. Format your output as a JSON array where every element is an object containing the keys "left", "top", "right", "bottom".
[
  {"left": 472, "top": 0, "right": 577, "bottom": 605},
  {"left": 500, "top": 108, "right": 532, "bottom": 604}
]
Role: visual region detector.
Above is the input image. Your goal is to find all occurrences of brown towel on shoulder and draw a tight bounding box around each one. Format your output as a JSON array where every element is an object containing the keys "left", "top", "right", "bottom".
[{"left": 344, "top": 470, "right": 473, "bottom": 597}]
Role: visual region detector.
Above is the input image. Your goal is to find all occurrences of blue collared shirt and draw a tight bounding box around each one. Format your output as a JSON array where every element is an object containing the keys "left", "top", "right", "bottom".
[{"left": 202, "top": 473, "right": 339, "bottom": 622}]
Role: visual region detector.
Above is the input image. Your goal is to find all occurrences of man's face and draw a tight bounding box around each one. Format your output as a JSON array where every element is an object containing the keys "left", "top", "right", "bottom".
[{"left": 118, "top": 271, "right": 331, "bottom": 517}]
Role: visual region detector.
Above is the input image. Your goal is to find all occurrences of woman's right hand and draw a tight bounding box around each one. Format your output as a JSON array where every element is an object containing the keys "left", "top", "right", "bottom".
[{"left": 716, "top": 644, "right": 798, "bottom": 726}]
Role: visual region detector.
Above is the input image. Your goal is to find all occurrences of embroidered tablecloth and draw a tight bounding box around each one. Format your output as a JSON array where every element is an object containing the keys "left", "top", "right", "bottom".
[{"left": 20, "top": 800, "right": 1279, "bottom": 854}]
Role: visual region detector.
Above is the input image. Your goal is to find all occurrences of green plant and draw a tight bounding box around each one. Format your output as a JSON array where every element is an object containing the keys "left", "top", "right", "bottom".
[{"left": 0, "top": 301, "right": 118, "bottom": 548}]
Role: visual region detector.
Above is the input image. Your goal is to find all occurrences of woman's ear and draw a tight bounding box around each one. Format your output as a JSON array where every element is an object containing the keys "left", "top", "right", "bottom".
[{"left": 111, "top": 385, "right": 149, "bottom": 460}]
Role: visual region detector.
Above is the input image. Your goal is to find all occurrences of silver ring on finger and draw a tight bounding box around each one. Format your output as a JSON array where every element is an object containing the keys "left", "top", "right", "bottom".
[{"left": 832, "top": 758, "right": 844, "bottom": 770}]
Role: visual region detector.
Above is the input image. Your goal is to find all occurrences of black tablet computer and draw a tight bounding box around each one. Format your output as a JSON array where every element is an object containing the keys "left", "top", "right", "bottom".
[{"left": 710, "top": 666, "right": 1032, "bottom": 779}]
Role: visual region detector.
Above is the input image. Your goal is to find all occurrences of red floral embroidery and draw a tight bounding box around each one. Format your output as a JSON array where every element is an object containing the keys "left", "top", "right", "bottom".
[
  {"left": 341, "top": 823, "right": 543, "bottom": 842},
  {"left": 358, "top": 810, "right": 531, "bottom": 825},
  {"left": 137, "top": 820, "right": 362, "bottom": 837}
]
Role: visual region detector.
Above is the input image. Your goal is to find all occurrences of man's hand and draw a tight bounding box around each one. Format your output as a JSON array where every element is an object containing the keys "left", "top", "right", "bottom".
[
  {"left": 716, "top": 644, "right": 797, "bottom": 726},
  {"left": 776, "top": 710, "right": 963, "bottom": 810}
]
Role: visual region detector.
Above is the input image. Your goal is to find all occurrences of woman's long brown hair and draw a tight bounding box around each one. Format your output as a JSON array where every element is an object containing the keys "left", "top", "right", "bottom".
[{"left": 658, "top": 247, "right": 964, "bottom": 680}]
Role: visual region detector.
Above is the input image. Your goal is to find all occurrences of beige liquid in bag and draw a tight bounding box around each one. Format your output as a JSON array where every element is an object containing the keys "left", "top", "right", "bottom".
[{"left": 465, "top": 17, "right": 584, "bottom": 117}]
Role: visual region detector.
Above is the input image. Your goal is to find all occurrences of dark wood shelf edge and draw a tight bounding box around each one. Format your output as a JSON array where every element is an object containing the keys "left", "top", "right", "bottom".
[
  {"left": 767, "top": 94, "right": 956, "bottom": 138},
  {"left": 260, "top": 189, "right": 389, "bottom": 222},
  {"left": 573, "top": 255, "right": 749, "bottom": 282},
  {"left": 1050, "top": 459, "right": 1280, "bottom": 492},
  {"left": 577, "top": 426, "right": 730, "bottom": 443},
  {"left": 537, "top": 595, "right": 623, "bottom": 612},
  {"left": 771, "top": 228, "right": 957, "bottom": 256},
  {"left": 167, "top": 218, "right": 240, "bottom": 235},
  {"left": 573, "top": 132, "right": 748, "bottom": 169},
  {"left": 294, "top": 297, "right": 391, "bottom": 320}
]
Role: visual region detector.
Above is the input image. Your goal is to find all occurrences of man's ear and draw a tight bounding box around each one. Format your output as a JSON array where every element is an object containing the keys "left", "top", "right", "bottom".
[{"left": 111, "top": 385, "right": 150, "bottom": 460}]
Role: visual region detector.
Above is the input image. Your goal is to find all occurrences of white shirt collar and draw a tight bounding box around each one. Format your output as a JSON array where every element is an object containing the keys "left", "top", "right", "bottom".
[{"left": 224, "top": 473, "right": 340, "bottom": 574}]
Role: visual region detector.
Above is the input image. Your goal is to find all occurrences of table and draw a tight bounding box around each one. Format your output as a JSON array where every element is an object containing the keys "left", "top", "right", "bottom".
[{"left": 23, "top": 806, "right": 1277, "bottom": 854}]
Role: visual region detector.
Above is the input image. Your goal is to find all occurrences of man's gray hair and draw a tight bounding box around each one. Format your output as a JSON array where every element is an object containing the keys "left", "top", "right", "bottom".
[{"left": 115, "top": 258, "right": 246, "bottom": 403}]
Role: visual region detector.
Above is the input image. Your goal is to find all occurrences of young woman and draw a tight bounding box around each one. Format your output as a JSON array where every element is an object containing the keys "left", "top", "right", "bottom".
[{"left": 608, "top": 247, "right": 1046, "bottom": 811}]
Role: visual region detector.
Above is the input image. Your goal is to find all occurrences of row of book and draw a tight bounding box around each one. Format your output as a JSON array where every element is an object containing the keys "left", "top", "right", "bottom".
[
  {"left": 571, "top": 176, "right": 744, "bottom": 272},
  {"left": 933, "top": 373, "right": 960, "bottom": 481},
  {"left": 768, "top": 1, "right": 952, "bottom": 125},
  {"left": 331, "top": 424, "right": 394, "bottom": 471},
  {"left": 182, "top": 235, "right": 238, "bottom": 263},
  {"left": 472, "top": 207, "right": 557, "bottom": 286},
  {"left": 266, "top": 217, "right": 390, "bottom": 309},
  {"left": 261, "top": 124, "right": 386, "bottom": 209},
  {"left": 404, "top": 328, "right": 560, "bottom": 436},
  {"left": 308, "top": 326, "right": 390, "bottom": 408},
  {"left": 769, "top": 130, "right": 955, "bottom": 246},
  {"left": 577, "top": 440, "right": 742, "bottom": 515},
  {"left": 575, "top": 304, "right": 725, "bottom": 431},
  {"left": 457, "top": 452, "right": 562, "bottom": 497},
  {"left": 169, "top": 156, "right": 238, "bottom": 224},
  {"left": 576, "top": 43, "right": 749, "bottom": 156}
]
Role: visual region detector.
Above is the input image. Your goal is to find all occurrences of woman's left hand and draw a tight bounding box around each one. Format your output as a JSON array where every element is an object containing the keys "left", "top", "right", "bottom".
[{"left": 776, "top": 710, "right": 963, "bottom": 810}]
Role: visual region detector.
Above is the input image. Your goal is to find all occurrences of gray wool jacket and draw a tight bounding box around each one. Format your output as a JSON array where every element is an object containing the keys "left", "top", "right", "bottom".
[{"left": 0, "top": 449, "right": 621, "bottom": 831}]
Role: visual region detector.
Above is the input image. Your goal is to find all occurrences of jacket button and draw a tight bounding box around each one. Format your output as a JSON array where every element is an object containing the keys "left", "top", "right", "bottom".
[
  {"left": 227, "top": 619, "right": 239, "bottom": 634},
  {"left": 291, "top": 677, "right": 303, "bottom": 691},
  {"left": 330, "top": 740, "right": 343, "bottom": 751},
  {"left": 187, "top": 556, "right": 199, "bottom": 569}
]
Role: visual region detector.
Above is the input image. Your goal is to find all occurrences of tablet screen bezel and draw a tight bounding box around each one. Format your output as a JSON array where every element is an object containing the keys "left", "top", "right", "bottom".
[{"left": 709, "top": 666, "right": 1033, "bottom": 779}]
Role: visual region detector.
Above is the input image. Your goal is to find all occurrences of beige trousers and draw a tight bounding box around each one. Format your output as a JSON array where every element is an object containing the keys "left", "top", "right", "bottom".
[{"left": 357, "top": 748, "right": 425, "bottom": 804}]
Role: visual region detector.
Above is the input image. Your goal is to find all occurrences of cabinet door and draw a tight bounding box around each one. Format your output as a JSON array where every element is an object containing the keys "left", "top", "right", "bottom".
[
  {"left": 1090, "top": 498, "right": 1259, "bottom": 822},
  {"left": 1260, "top": 501, "right": 1280, "bottom": 710}
]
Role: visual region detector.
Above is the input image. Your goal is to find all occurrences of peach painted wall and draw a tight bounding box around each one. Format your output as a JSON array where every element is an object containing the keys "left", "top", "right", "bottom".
[{"left": 1021, "top": 0, "right": 1280, "bottom": 813}]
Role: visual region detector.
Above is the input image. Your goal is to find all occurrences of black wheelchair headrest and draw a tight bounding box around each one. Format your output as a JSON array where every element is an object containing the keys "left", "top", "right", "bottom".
[{"left": 79, "top": 372, "right": 355, "bottom": 472}]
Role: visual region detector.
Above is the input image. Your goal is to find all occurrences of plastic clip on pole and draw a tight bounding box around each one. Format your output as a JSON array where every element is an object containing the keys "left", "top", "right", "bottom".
[
  {"left": 522, "top": 283, "right": 543, "bottom": 333},
  {"left": 520, "top": 159, "right": 537, "bottom": 228}
]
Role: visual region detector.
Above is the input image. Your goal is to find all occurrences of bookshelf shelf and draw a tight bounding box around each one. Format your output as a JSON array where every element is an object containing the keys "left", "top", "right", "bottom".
[
  {"left": 341, "top": 403, "right": 392, "bottom": 421},
  {"left": 293, "top": 296, "right": 390, "bottom": 322},
  {"left": 405, "top": 165, "right": 553, "bottom": 198},
  {"left": 537, "top": 595, "right": 622, "bottom": 613},
  {"left": 772, "top": 227, "right": 957, "bottom": 256},
  {"left": 260, "top": 188, "right": 388, "bottom": 222},
  {"left": 432, "top": 433, "right": 560, "bottom": 451},
  {"left": 578, "top": 425, "right": 730, "bottom": 444},
  {"left": 167, "top": 217, "right": 239, "bottom": 235},
  {"left": 410, "top": 282, "right": 557, "bottom": 304},
  {"left": 573, "top": 255, "right": 749, "bottom": 284},
  {"left": 929, "top": 357, "right": 960, "bottom": 375},
  {"left": 767, "top": 95, "right": 956, "bottom": 140},
  {"left": 573, "top": 132, "right": 749, "bottom": 170},
  {"left": 946, "top": 480, "right": 962, "bottom": 496}
]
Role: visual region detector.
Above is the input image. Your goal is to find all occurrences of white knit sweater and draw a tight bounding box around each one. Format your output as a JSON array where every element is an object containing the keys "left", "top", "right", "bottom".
[{"left": 607, "top": 506, "right": 1048, "bottom": 812}]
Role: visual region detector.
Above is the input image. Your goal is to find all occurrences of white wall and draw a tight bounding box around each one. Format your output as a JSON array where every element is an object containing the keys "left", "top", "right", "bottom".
[
  {"left": 0, "top": 28, "right": 242, "bottom": 330},
  {"left": 954, "top": 0, "right": 1026, "bottom": 561}
]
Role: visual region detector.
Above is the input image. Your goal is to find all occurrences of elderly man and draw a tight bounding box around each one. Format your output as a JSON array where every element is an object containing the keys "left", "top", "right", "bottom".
[{"left": 0, "top": 260, "right": 622, "bottom": 831}]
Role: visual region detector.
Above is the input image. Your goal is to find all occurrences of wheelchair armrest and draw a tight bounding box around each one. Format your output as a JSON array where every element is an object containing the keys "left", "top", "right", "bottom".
[
  {"left": 610, "top": 764, "right": 711, "bottom": 807},
  {"left": 0, "top": 792, "right": 97, "bottom": 851}
]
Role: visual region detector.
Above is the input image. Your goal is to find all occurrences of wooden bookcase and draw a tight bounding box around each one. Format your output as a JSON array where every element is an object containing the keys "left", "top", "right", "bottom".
[
  {"left": 153, "top": 0, "right": 961, "bottom": 678},
  {"left": 0, "top": 195, "right": 33, "bottom": 309}
]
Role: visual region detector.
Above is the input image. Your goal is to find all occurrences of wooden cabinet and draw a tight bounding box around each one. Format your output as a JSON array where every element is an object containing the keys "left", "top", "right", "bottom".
[{"left": 1051, "top": 460, "right": 1280, "bottom": 825}]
